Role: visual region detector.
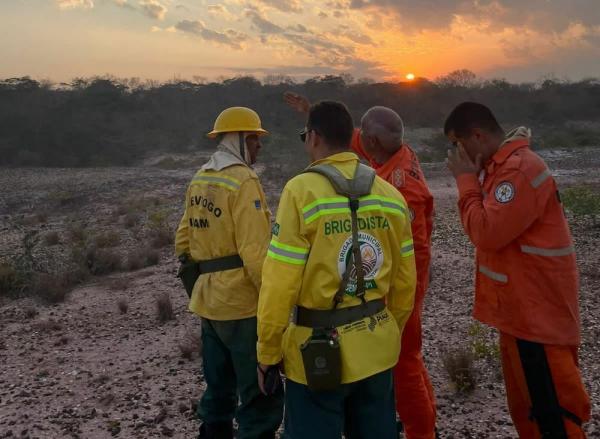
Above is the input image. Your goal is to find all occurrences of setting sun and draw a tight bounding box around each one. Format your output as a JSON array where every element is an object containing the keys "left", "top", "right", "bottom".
[{"left": 406, "top": 73, "right": 415, "bottom": 81}]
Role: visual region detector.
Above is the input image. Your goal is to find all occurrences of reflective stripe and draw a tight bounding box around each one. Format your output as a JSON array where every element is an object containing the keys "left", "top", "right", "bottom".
[
  {"left": 303, "top": 198, "right": 349, "bottom": 223},
  {"left": 192, "top": 175, "right": 241, "bottom": 190},
  {"left": 267, "top": 239, "right": 309, "bottom": 265},
  {"left": 400, "top": 239, "right": 414, "bottom": 257},
  {"left": 302, "top": 195, "right": 406, "bottom": 224},
  {"left": 479, "top": 265, "right": 508, "bottom": 283},
  {"left": 520, "top": 245, "right": 575, "bottom": 257},
  {"left": 531, "top": 169, "right": 551, "bottom": 189}
]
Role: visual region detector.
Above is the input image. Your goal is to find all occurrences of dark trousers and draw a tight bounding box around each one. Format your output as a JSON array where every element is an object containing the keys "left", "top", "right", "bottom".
[
  {"left": 283, "top": 369, "right": 397, "bottom": 439},
  {"left": 198, "top": 317, "right": 284, "bottom": 439}
]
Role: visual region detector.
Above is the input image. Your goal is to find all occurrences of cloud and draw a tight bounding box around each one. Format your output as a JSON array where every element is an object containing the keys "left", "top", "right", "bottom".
[
  {"left": 207, "top": 4, "right": 235, "bottom": 21},
  {"left": 245, "top": 10, "right": 285, "bottom": 34},
  {"left": 288, "top": 24, "right": 308, "bottom": 33},
  {"left": 56, "top": 0, "right": 94, "bottom": 9},
  {"left": 345, "top": 0, "right": 600, "bottom": 33},
  {"left": 257, "top": 0, "right": 302, "bottom": 13},
  {"left": 335, "top": 28, "right": 374, "bottom": 45},
  {"left": 175, "top": 4, "right": 190, "bottom": 12},
  {"left": 175, "top": 20, "right": 248, "bottom": 49},
  {"left": 111, "top": 0, "right": 136, "bottom": 10},
  {"left": 139, "top": 0, "right": 167, "bottom": 20}
]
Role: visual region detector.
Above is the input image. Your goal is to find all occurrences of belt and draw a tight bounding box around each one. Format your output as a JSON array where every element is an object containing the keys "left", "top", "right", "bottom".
[
  {"left": 198, "top": 254, "right": 243, "bottom": 274},
  {"left": 294, "top": 299, "right": 385, "bottom": 328}
]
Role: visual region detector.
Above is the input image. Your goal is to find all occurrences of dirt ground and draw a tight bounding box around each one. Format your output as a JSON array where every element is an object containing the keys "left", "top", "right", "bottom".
[{"left": 1, "top": 148, "right": 599, "bottom": 438}]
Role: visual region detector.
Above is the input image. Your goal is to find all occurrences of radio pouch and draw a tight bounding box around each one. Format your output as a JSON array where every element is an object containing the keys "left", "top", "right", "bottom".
[{"left": 300, "top": 327, "right": 341, "bottom": 391}]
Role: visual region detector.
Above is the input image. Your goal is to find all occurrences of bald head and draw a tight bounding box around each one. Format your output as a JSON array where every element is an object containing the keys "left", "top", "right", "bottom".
[{"left": 360, "top": 106, "right": 404, "bottom": 153}]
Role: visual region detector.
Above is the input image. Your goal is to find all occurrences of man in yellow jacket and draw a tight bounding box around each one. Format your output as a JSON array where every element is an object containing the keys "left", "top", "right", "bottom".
[
  {"left": 256, "top": 101, "right": 417, "bottom": 438},
  {"left": 175, "top": 107, "right": 283, "bottom": 439}
]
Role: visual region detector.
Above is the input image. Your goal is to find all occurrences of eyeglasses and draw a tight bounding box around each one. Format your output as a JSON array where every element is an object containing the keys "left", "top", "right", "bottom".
[
  {"left": 299, "top": 127, "right": 320, "bottom": 143},
  {"left": 299, "top": 128, "right": 310, "bottom": 143}
]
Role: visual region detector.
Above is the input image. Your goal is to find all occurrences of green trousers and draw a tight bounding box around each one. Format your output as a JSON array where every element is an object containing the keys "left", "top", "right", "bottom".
[
  {"left": 198, "top": 317, "right": 283, "bottom": 439},
  {"left": 283, "top": 369, "right": 397, "bottom": 439}
]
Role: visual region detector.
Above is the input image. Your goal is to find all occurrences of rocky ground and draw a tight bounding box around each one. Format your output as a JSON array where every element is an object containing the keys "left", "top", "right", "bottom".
[{"left": 1, "top": 148, "right": 599, "bottom": 438}]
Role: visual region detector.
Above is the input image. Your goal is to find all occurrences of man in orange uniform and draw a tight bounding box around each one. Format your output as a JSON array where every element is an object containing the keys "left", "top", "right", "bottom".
[
  {"left": 445, "top": 102, "right": 590, "bottom": 438},
  {"left": 284, "top": 93, "right": 436, "bottom": 439}
]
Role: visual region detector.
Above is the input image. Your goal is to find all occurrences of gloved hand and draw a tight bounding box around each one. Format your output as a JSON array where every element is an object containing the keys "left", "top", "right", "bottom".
[{"left": 257, "top": 363, "right": 282, "bottom": 396}]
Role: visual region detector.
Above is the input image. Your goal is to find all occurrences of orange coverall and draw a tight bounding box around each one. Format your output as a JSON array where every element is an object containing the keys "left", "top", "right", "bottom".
[
  {"left": 351, "top": 129, "right": 436, "bottom": 439},
  {"left": 456, "top": 135, "right": 590, "bottom": 438}
]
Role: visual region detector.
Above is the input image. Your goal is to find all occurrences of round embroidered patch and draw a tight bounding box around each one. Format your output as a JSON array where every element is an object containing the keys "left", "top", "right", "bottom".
[
  {"left": 494, "top": 181, "right": 515, "bottom": 203},
  {"left": 409, "top": 208, "right": 415, "bottom": 222}
]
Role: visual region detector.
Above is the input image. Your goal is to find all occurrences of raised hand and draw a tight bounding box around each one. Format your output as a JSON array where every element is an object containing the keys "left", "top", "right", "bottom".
[{"left": 283, "top": 91, "right": 310, "bottom": 114}]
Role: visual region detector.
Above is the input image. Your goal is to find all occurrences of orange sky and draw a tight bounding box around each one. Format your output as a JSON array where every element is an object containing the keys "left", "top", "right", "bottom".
[{"left": 1, "top": 0, "right": 599, "bottom": 83}]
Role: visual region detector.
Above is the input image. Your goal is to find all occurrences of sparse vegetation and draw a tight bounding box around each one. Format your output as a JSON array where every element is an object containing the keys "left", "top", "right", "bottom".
[
  {"left": 125, "top": 247, "right": 160, "bottom": 271},
  {"left": 23, "top": 305, "right": 38, "bottom": 319},
  {"left": 562, "top": 186, "right": 600, "bottom": 217},
  {"left": 468, "top": 322, "right": 500, "bottom": 361},
  {"left": 178, "top": 328, "right": 202, "bottom": 360},
  {"left": 442, "top": 347, "right": 477, "bottom": 394},
  {"left": 93, "top": 230, "right": 121, "bottom": 248},
  {"left": 0, "top": 263, "right": 24, "bottom": 298},
  {"left": 109, "top": 278, "right": 129, "bottom": 291},
  {"left": 85, "top": 247, "right": 122, "bottom": 275},
  {"left": 148, "top": 209, "right": 174, "bottom": 249},
  {"left": 34, "top": 318, "right": 63, "bottom": 332},
  {"left": 117, "top": 298, "right": 128, "bottom": 314},
  {"left": 43, "top": 231, "right": 60, "bottom": 246},
  {"left": 48, "top": 190, "right": 83, "bottom": 208},
  {"left": 156, "top": 292, "right": 175, "bottom": 322},
  {"left": 32, "top": 273, "right": 70, "bottom": 304},
  {"left": 537, "top": 125, "right": 600, "bottom": 149},
  {"left": 123, "top": 213, "right": 140, "bottom": 229},
  {"left": 68, "top": 222, "right": 88, "bottom": 243}
]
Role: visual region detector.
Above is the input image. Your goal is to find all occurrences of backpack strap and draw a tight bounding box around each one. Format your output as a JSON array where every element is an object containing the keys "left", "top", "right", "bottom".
[{"left": 303, "top": 163, "right": 376, "bottom": 307}]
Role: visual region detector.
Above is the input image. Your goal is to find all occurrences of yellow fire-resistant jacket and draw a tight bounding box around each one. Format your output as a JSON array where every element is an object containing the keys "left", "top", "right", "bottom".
[
  {"left": 257, "top": 152, "right": 417, "bottom": 385},
  {"left": 175, "top": 163, "right": 271, "bottom": 321}
]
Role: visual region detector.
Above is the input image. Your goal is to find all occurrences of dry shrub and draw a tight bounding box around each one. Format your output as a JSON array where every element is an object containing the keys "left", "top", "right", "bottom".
[
  {"left": 94, "top": 230, "right": 121, "bottom": 248},
  {"left": 36, "top": 213, "right": 49, "bottom": 224},
  {"left": 23, "top": 305, "right": 38, "bottom": 319},
  {"left": 178, "top": 328, "right": 202, "bottom": 360},
  {"left": 151, "top": 227, "right": 173, "bottom": 249},
  {"left": 68, "top": 223, "right": 87, "bottom": 243},
  {"left": 0, "top": 263, "right": 22, "bottom": 297},
  {"left": 125, "top": 247, "right": 159, "bottom": 271},
  {"left": 148, "top": 209, "right": 174, "bottom": 248},
  {"left": 109, "top": 278, "right": 129, "bottom": 291},
  {"left": 124, "top": 213, "right": 140, "bottom": 229},
  {"left": 32, "top": 273, "right": 71, "bottom": 304},
  {"left": 442, "top": 347, "right": 477, "bottom": 394},
  {"left": 117, "top": 298, "right": 128, "bottom": 314},
  {"left": 34, "top": 318, "right": 63, "bottom": 332},
  {"left": 85, "top": 247, "right": 122, "bottom": 275},
  {"left": 17, "top": 213, "right": 47, "bottom": 226},
  {"left": 156, "top": 292, "right": 174, "bottom": 322},
  {"left": 54, "top": 336, "right": 70, "bottom": 346},
  {"left": 43, "top": 231, "right": 60, "bottom": 246}
]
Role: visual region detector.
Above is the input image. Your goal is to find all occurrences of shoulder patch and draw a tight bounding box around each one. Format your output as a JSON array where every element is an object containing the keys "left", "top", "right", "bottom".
[
  {"left": 254, "top": 199, "right": 261, "bottom": 210},
  {"left": 494, "top": 181, "right": 515, "bottom": 203}
]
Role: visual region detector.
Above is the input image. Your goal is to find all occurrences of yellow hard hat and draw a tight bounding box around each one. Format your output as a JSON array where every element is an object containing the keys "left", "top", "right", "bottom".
[{"left": 207, "top": 107, "right": 269, "bottom": 138}]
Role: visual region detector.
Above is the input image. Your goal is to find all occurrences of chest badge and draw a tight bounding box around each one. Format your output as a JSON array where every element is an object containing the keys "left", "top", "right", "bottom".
[{"left": 494, "top": 181, "right": 515, "bottom": 203}]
